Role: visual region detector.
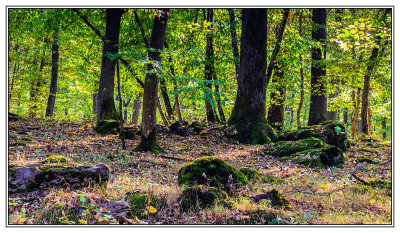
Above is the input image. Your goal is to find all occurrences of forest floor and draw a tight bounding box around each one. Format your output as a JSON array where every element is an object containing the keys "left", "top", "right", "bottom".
[{"left": 8, "top": 117, "right": 392, "bottom": 225}]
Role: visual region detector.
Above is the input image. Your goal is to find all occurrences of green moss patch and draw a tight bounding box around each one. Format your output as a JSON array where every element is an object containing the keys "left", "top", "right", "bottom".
[
  {"left": 278, "top": 146, "right": 344, "bottom": 168},
  {"left": 368, "top": 179, "right": 391, "bottom": 190},
  {"left": 271, "top": 137, "right": 328, "bottom": 158},
  {"left": 94, "top": 120, "right": 120, "bottom": 135},
  {"left": 180, "top": 186, "right": 231, "bottom": 212},
  {"left": 239, "top": 167, "right": 284, "bottom": 184},
  {"left": 127, "top": 190, "right": 165, "bottom": 218},
  {"left": 9, "top": 112, "right": 21, "bottom": 121},
  {"left": 356, "top": 156, "right": 378, "bottom": 164},
  {"left": 9, "top": 141, "right": 26, "bottom": 147},
  {"left": 41, "top": 155, "right": 71, "bottom": 164},
  {"left": 178, "top": 156, "right": 249, "bottom": 193}
]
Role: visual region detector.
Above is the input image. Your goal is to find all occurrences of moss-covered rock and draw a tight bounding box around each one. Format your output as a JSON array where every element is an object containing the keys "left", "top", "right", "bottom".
[
  {"left": 266, "top": 188, "right": 290, "bottom": 209},
  {"left": 127, "top": 190, "right": 165, "bottom": 218},
  {"left": 178, "top": 156, "right": 249, "bottom": 193},
  {"left": 94, "top": 120, "right": 120, "bottom": 135},
  {"left": 239, "top": 167, "right": 284, "bottom": 184},
  {"left": 278, "top": 121, "right": 349, "bottom": 151},
  {"left": 278, "top": 146, "right": 344, "bottom": 168},
  {"left": 271, "top": 137, "right": 328, "bottom": 158},
  {"left": 180, "top": 186, "right": 231, "bottom": 212},
  {"left": 368, "top": 179, "right": 391, "bottom": 190}
]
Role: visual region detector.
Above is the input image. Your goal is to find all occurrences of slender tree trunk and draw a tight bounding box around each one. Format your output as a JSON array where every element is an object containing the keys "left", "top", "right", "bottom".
[
  {"left": 228, "top": 8, "right": 240, "bottom": 81},
  {"left": 266, "top": 9, "right": 290, "bottom": 86},
  {"left": 214, "top": 81, "right": 226, "bottom": 122},
  {"left": 367, "top": 99, "right": 372, "bottom": 134},
  {"left": 343, "top": 108, "right": 348, "bottom": 124},
  {"left": 167, "top": 54, "right": 182, "bottom": 121},
  {"left": 137, "top": 9, "right": 169, "bottom": 152},
  {"left": 351, "top": 88, "right": 361, "bottom": 137},
  {"left": 160, "top": 76, "right": 174, "bottom": 120},
  {"left": 297, "top": 10, "right": 304, "bottom": 129},
  {"left": 382, "top": 117, "right": 387, "bottom": 140},
  {"left": 116, "top": 60, "right": 126, "bottom": 149},
  {"left": 96, "top": 9, "right": 124, "bottom": 124},
  {"left": 204, "top": 9, "right": 218, "bottom": 122},
  {"left": 308, "top": 8, "right": 327, "bottom": 126},
  {"left": 157, "top": 97, "right": 169, "bottom": 126},
  {"left": 267, "top": 61, "right": 286, "bottom": 130},
  {"left": 45, "top": 25, "right": 60, "bottom": 117},
  {"left": 228, "top": 9, "right": 268, "bottom": 144},
  {"left": 131, "top": 92, "right": 142, "bottom": 125},
  {"left": 29, "top": 49, "right": 46, "bottom": 118}
]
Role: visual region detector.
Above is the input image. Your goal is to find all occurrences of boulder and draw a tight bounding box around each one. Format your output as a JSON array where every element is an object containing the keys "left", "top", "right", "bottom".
[
  {"left": 9, "top": 155, "right": 109, "bottom": 193},
  {"left": 270, "top": 137, "right": 328, "bottom": 158},
  {"left": 177, "top": 156, "right": 249, "bottom": 193},
  {"left": 279, "top": 121, "right": 349, "bottom": 151},
  {"left": 279, "top": 146, "right": 344, "bottom": 168}
]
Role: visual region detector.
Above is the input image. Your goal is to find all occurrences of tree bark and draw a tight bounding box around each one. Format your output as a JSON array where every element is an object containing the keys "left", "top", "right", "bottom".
[
  {"left": 204, "top": 9, "right": 218, "bottom": 122},
  {"left": 382, "top": 117, "right": 387, "bottom": 140},
  {"left": 137, "top": 9, "right": 169, "bottom": 152},
  {"left": 45, "top": 25, "right": 60, "bottom": 117},
  {"left": 267, "top": 61, "right": 286, "bottom": 130},
  {"left": 351, "top": 88, "right": 361, "bottom": 137},
  {"left": 228, "top": 9, "right": 240, "bottom": 81},
  {"left": 308, "top": 8, "right": 327, "bottom": 126},
  {"left": 96, "top": 9, "right": 124, "bottom": 124},
  {"left": 228, "top": 9, "right": 268, "bottom": 144},
  {"left": 343, "top": 108, "right": 348, "bottom": 124},
  {"left": 297, "top": 10, "right": 305, "bottom": 129},
  {"left": 131, "top": 92, "right": 142, "bottom": 125}
]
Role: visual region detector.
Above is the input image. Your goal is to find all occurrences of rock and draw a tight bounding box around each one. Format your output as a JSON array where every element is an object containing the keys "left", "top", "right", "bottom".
[
  {"left": 278, "top": 121, "right": 349, "bottom": 151},
  {"left": 97, "top": 200, "right": 130, "bottom": 222},
  {"left": 9, "top": 167, "right": 41, "bottom": 193},
  {"left": 177, "top": 156, "right": 249, "bottom": 193},
  {"left": 270, "top": 137, "right": 328, "bottom": 158},
  {"left": 179, "top": 186, "right": 231, "bottom": 212},
  {"left": 279, "top": 146, "right": 344, "bottom": 168},
  {"left": 9, "top": 156, "right": 110, "bottom": 193},
  {"left": 251, "top": 188, "right": 290, "bottom": 209}
]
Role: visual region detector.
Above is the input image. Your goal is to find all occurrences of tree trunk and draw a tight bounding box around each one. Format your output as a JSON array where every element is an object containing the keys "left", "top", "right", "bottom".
[
  {"left": 228, "top": 9, "right": 240, "bottom": 81},
  {"left": 45, "top": 25, "right": 60, "bottom": 117},
  {"left": 343, "top": 108, "right": 348, "bottom": 124},
  {"left": 131, "top": 92, "right": 142, "bottom": 125},
  {"left": 367, "top": 99, "right": 372, "bottom": 134},
  {"left": 137, "top": 9, "right": 169, "bottom": 152},
  {"left": 351, "top": 88, "right": 361, "bottom": 137},
  {"left": 214, "top": 81, "right": 226, "bottom": 122},
  {"left": 308, "top": 8, "right": 327, "bottom": 126},
  {"left": 228, "top": 9, "right": 268, "bottom": 144},
  {"left": 267, "top": 61, "right": 286, "bottom": 130},
  {"left": 96, "top": 9, "right": 124, "bottom": 124},
  {"left": 157, "top": 97, "right": 169, "bottom": 126},
  {"left": 297, "top": 10, "right": 304, "bottom": 129},
  {"left": 160, "top": 77, "right": 174, "bottom": 120},
  {"left": 29, "top": 50, "right": 46, "bottom": 118},
  {"left": 382, "top": 117, "right": 387, "bottom": 140},
  {"left": 204, "top": 8, "right": 218, "bottom": 122}
]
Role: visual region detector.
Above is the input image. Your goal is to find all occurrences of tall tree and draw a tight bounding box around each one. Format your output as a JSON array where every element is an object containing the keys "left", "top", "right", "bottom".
[
  {"left": 204, "top": 8, "right": 219, "bottom": 122},
  {"left": 308, "top": 8, "right": 327, "bottom": 126},
  {"left": 45, "top": 20, "right": 60, "bottom": 117},
  {"left": 136, "top": 9, "right": 169, "bottom": 152},
  {"left": 96, "top": 8, "right": 124, "bottom": 124},
  {"left": 296, "top": 9, "right": 305, "bottom": 129},
  {"left": 228, "top": 8, "right": 269, "bottom": 144},
  {"left": 228, "top": 9, "right": 240, "bottom": 81}
]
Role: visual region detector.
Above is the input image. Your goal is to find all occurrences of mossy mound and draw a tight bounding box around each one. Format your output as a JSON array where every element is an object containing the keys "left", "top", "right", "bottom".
[
  {"left": 21, "top": 137, "right": 33, "bottom": 142},
  {"left": 177, "top": 156, "right": 249, "bottom": 193},
  {"left": 356, "top": 156, "right": 378, "bottom": 164},
  {"left": 94, "top": 120, "right": 120, "bottom": 135},
  {"left": 278, "top": 121, "right": 349, "bottom": 151},
  {"left": 350, "top": 184, "right": 373, "bottom": 195},
  {"left": 266, "top": 188, "right": 290, "bottom": 209},
  {"left": 180, "top": 186, "right": 232, "bottom": 212},
  {"left": 239, "top": 167, "right": 284, "bottom": 184},
  {"left": 227, "top": 209, "right": 278, "bottom": 224},
  {"left": 127, "top": 191, "right": 165, "bottom": 219},
  {"left": 41, "top": 155, "right": 71, "bottom": 164},
  {"left": 368, "top": 179, "right": 391, "bottom": 190},
  {"left": 271, "top": 137, "right": 328, "bottom": 158},
  {"left": 278, "top": 146, "right": 344, "bottom": 168}
]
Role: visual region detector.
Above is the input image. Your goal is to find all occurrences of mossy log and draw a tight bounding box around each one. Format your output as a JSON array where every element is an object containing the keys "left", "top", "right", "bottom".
[
  {"left": 279, "top": 121, "right": 349, "bottom": 151},
  {"left": 271, "top": 137, "right": 328, "bottom": 158},
  {"left": 177, "top": 156, "right": 249, "bottom": 193},
  {"left": 9, "top": 155, "right": 109, "bottom": 193}
]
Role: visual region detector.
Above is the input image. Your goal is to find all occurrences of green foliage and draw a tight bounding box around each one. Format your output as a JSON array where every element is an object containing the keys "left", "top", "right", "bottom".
[{"left": 128, "top": 191, "right": 165, "bottom": 219}]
